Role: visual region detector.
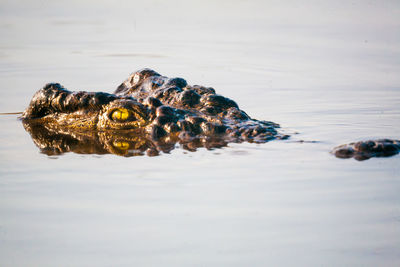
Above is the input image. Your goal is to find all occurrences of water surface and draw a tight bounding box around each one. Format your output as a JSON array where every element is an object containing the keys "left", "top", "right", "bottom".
[{"left": 0, "top": 1, "right": 400, "bottom": 266}]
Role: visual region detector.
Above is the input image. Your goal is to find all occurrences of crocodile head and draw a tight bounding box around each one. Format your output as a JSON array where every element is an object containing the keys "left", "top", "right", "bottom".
[{"left": 21, "top": 69, "right": 286, "bottom": 157}]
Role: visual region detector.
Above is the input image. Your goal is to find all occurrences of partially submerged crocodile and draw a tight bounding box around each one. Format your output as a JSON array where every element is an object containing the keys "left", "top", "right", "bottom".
[{"left": 21, "top": 68, "right": 400, "bottom": 160}]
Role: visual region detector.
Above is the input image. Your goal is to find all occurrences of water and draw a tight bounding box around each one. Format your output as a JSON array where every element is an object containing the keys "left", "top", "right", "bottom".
[{"left": 1, "top": 0, "right": 400, "bottom": 266}]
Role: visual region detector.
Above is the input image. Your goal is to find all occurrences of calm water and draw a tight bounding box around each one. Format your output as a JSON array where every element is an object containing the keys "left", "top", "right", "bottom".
[{"left": 1, "top": 0, "right": 400, "bottom": 266}]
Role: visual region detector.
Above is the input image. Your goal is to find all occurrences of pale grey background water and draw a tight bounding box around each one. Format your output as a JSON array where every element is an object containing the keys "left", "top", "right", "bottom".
[{"left": 0, "top": 0, "right": 399, "bottom": 266}]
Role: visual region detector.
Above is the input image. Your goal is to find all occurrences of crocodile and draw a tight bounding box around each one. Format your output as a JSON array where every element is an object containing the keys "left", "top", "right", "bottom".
[{"left": 21, "top": 68, "right": 400, "bottom": 160}]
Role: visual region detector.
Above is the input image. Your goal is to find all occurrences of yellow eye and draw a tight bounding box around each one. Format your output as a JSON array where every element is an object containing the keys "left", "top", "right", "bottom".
[
  {"left": 113, "top": 141, "right": 130, "bottom": 150},
  {"left": 111, "top": 108, "right": 131, "bottom": 122}
]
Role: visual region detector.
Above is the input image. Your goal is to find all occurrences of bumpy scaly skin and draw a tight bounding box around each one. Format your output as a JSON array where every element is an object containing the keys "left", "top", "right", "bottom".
[
  {"left": 22, "top": 69, "right": 285, "bottom": 156},
  {"left": 22, "top": 83, "right": 150, "bottom": 130},
  {"left": 22, "top": 68, "right": 399, "bottom": 159},
  {"left": 332, "top": 139, "right": 400, "bottom": 161},
  {"left": 113, "top": 69, "right": 282, "bottom": 142}
]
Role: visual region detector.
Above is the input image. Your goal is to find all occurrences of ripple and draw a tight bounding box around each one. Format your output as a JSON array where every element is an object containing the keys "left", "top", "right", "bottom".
[{"left": 99, "top": 53, "right": 166, "bottom": 58}]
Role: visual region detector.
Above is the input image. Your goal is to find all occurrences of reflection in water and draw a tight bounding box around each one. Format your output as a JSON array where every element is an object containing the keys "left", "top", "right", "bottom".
[
  {"left": 23, "top": 120, "right": 400, "bottom": 160},
  {"left": 22, "top": 120, "right": 230, "bottom": 157}
]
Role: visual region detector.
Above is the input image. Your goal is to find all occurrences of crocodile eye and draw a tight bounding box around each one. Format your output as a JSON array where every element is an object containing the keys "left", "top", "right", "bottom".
[
  {"left": 113, "top": 140, "right": 130, "bottom": 150},
  {"left": 110, "top": 108, "right": 133, "bottom": 122}
]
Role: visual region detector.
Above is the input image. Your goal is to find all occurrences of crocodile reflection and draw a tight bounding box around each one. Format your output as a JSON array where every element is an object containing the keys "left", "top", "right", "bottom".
[{"left": 22, "top": 120, "right": 234, "bottom": 157}]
